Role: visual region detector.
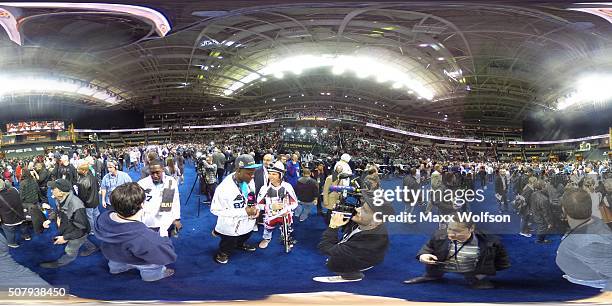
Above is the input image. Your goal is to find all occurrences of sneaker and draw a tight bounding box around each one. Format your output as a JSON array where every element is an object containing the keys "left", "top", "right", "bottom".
[
  {"left": 7, "top": 243, "right": 19, "bottom": 248},
  {"left": 236, "top": 244, "right": 256, "bottom": 252},
  {"left": 214, "top": 253, "right": 229, "bottom": 264},
  {"left": 313, "top": 276, "right": 363, "bottom": 283},
  {"left": 259, "top": 239, "right": 271, "bottom": 249},
  {"left": 536, "top": 239, "right": 552, "bottom": 244},
  {"left": 161, "top": 268, "right": 175, "bottom": 280},
  {"left": 23, "top": 236, "right": 32, "bottom": 241},
  {"left": 470, "top": 279, "right": 495, "bottom": 289},
  {"left": 80, "top": 246, "right": 99, "bottom": 257},
  {"left": 39, "top": 261, "right": 62, "bottom": 269},
  {"left": 403, "top": 276, "right": 442, "bottom": 284},
  {"left": 519, "top": 232, "right": 532, "bottom": 238}
]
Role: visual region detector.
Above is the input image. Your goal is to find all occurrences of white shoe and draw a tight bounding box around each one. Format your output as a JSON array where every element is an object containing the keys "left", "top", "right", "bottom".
[
  {"left": 519, "top": 232, "right": 532, "bottom": 238},
  {"left": 313, "top": 276, "right": 363, "bottom": 283},
  {"left": 259, "top": 239, "right": 271, "bottom": 249}
]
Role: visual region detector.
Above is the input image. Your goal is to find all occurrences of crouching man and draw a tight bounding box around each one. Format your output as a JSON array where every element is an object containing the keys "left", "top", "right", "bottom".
[
  {"left": 313, "top": 191, "right": 393, "bottom": 283},
  {"left": 40, "top": 179, "right": 97, "bottom": 268},
  {"left": 403, "top": 215, "right": 510, "bottom": 289},
  {"left": 95, "top": 182, "right": 176, "bottom": 281}
]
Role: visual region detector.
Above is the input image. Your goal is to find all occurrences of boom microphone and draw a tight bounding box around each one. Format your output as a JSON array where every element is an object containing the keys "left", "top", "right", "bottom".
[{"left": 329, "top": 185, "right": 360, "bottom": 193}]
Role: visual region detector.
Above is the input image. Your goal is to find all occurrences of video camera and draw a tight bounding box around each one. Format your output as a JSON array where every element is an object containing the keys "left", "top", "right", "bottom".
[{"left": 330, "top": 175, "right": 363, "bottom": 217}]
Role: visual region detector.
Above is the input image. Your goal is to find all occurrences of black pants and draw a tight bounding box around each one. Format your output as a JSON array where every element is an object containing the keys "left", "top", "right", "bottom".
[
  {"left": 217, "top": 231, "right": 252, "bottom": 256},
  {"left": 326, "top": 256, "right": 370, "bottom": 280},
  {"left": 424, "top": 265, "right": 484, "bottom": 283},
  {"left": 216, "top": 168, "right": 225, "bottom": 184},
  {"left": 204, "top": 182, "right": 217, "bottom": 202}
]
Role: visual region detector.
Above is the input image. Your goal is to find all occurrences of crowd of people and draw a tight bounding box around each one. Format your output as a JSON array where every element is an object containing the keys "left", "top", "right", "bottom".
[{"left": 0, "top": 130, "right": 610, "bottom": 291}]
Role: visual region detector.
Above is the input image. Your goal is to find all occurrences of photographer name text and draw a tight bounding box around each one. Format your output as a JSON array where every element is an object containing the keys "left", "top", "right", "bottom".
[{"left": 374, "top": 211, "right": 512, "bottom": 224}]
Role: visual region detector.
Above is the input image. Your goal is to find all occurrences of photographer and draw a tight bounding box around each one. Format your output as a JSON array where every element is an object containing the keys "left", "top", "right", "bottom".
[
  {"left": 95, "top": 183, "right": 176, "bottom": 282},
  {"left": 39, "top": 179, "right": 97, "bottom": 268},
  {"left": 198, "top": 155, "right": 218, "bottom": 201},
  {"left": 403, "top": 215, "right": 510, "bottom": 289},
  {"left": 314, "top": 191, "right": 392, "bottom": 283}
]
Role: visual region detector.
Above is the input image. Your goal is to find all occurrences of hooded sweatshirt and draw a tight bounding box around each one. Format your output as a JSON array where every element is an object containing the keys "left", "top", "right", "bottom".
[{"left": 94, "top": 211, "right": 177, "bottom": 266}]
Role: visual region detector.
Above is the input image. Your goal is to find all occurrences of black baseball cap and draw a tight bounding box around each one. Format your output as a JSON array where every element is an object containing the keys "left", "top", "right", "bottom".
[{"left": 47, "top": 179, "right": 72, "bottom": 192}]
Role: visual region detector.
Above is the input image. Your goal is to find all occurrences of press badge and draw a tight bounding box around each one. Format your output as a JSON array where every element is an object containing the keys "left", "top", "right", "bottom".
[{"left": 159, "top": 180, "right": 175, "bottom": 212}]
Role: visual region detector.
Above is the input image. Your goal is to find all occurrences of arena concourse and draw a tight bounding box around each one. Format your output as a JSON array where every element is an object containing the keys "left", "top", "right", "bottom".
[{"left": 0, "top": 1, "right": 611, "bottom": 305}]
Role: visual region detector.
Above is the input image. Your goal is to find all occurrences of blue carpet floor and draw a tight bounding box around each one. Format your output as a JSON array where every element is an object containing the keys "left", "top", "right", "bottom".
[{"left": 9, "top": 164, "right": 602, "bottom": 302}]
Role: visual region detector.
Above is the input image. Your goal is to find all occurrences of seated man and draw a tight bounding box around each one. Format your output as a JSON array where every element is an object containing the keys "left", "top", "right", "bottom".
[
  {"left": 556, "top": 188, "right": 612, "bottom": 292},
  {"left": 95, "top": 182, "right": 176, "bottom": 282},
  {"left": 314, "top": 191, "right": 392, "bottom": 283},
  {"left": 404, "top": 215, "right": 510, "bottom": 289}
]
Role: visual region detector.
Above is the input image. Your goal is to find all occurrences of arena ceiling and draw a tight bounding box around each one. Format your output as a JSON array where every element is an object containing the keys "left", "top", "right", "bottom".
[{"left": 0, "top": 0, "right": 611, "bottom": 126}]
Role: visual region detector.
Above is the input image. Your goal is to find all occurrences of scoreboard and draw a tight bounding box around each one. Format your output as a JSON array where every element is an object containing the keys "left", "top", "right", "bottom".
[{"left": 5, "top": 121, "right": 65, "bottom": 135}]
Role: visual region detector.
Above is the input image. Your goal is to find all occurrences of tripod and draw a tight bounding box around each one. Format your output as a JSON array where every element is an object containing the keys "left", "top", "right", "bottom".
[{"left": 185, "top": 173, "right": 211, "bottom": 216}]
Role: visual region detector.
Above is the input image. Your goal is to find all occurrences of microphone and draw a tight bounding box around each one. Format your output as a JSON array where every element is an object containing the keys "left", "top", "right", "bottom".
[
  {"left": 246, "top": 192, "right": 257, "bottom": 207},
  {"left": 329, "top": 185, "right": 360, "bottom": 193}
]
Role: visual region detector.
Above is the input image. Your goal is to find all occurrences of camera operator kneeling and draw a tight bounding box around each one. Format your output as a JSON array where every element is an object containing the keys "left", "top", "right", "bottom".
[
  {"left": 403, "top": 216, "right": 510, "bottom": 289},
  {"left": 314, "top": 192, "right": 393, "bottom": 283},
  {"left": 95, "top": 182, "right": 176, "bottom": 281}
]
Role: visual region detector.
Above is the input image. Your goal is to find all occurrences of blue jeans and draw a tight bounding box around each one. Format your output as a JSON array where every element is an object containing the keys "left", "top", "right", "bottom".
[
  {"left": 86, "top": 207, "right": 100, "bottom": 235},
  {"left": 1, "top": 223, "right": 27, "bottom": 245},
  {"left": 108, "top": 260, "right": 167, "bottom": 282},
  {"left": 295, "top": 201, "right": 315, "bottom": 221}
]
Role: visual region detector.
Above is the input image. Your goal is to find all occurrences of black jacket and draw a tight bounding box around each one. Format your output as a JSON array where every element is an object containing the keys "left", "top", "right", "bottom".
[
  {"left": 52, "top": 164, "right": 78, "bottom": 186},
  {"left": 0, "top": 187, "right": 26, "bottom": 225},
  {"left": 19, "top": 178, "right": 40, "bottom": 204},
  {"left": 57, "top": 193, "right": 90, "bottom": 240},
  {"left": 318, "top": 222, "right": 389, "bottom": 271},
  {"left": 495, "top": 175, "right": 508, "bottom": 195},
  {"left": 254, "top": 167, "right": 267, "bottom": 196},
  {"left": 402, "top": 175, "right": 420, "bottom": 204},
  {"left": 529, "top": 190, "right": 553, "bottom": 226},
  {"left": 417, "top": 231, "right": 510, "bottom": 276},
  {"left": 36, "top": 168, "right": 50, "bottom": 188},
  {"left": 77, "top": 172, "right": 100, "bottom": 209},
  {"left": 295, "top": 177, "right": 319, "bottom": 203}
]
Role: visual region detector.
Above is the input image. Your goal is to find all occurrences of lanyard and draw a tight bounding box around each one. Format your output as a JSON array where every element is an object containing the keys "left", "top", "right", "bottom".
[{"left": 561, "top": 219, "right": 591, "bottom": 241}]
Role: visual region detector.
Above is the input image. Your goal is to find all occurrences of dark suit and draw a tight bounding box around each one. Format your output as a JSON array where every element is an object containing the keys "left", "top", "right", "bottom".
[{"left": 494, "top": 174, "right": 509, "bottom": 211}]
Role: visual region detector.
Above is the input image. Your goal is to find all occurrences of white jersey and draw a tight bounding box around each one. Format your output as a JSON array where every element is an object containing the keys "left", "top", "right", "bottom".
[
  {"left": 257, "top": 182, "right": 298, "bottom": 222},
  {"left": 210, "top": 172, "right": 256, "bottom": 236},
  {"left": 138, "top": 175, "right": 181, "bottom": 237}
]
